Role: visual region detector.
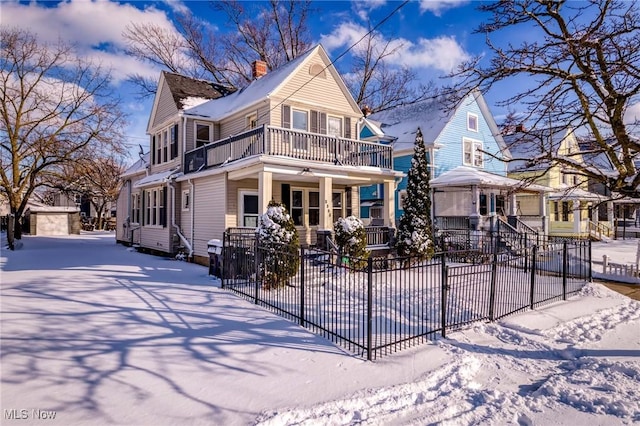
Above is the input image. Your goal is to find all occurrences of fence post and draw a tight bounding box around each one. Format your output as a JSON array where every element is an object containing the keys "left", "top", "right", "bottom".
[
  {"left": 254, "top": 243, "right": 260, "bottom": 305},
  {"left": 489, "top": 249, "right": 498, "bottom": 321},
  {"left": 300, "top": 247, "right": 305, "bottom": 327},
  {"left": 366, "top": 256, "right": 373, "bottom": 361},
  {"left": 529, "top": 245, "right": 537, "bottom": 309},
  {"left": 588, "top": 240, "right": 593, "bottom": 282},
  {"left": 441, "top": 255, "right": 447, "bottom": 339},
  {"left": 221, "top": 232, "right": 227, "bottom": 289},
  {"left": 562, "top": 241, "right": 568, "bottom": 300}
]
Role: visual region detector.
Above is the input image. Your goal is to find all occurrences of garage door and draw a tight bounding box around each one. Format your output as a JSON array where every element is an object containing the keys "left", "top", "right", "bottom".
[{"left": 36, "top": 213, "right": 69, "bottom": 235}]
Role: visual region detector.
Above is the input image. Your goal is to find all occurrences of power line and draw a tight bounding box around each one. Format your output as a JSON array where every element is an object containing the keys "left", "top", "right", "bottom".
[{"left": 248, "top": 0, "right": 411, "bottom": 131}]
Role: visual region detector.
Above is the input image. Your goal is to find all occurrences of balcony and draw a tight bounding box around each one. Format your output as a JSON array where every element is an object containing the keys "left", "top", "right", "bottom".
[{"left": 184, "top": 125, "right": 393, "bottom": 174}]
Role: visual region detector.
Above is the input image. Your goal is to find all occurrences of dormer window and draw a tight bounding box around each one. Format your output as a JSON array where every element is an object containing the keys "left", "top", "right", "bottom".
[{"left": 467, "top": 113, "right": 478, "bottom": 132}]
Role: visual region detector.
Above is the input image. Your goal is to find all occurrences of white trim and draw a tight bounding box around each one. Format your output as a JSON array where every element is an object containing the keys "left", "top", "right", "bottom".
[
  {"left": 462, "top": 137, "right": 484, "bottom": 168},
  {"left": 467, "top": 112, "right": 479, "bottom": 132},
  {"left": 181, "top": 189, "right": 190, "bottom": 211},
  {"left": 194, "top": 121, "right": 213, "bottom": 148},
  {"left": 238, "top": 189, "right": 259, "bottom": 228}
]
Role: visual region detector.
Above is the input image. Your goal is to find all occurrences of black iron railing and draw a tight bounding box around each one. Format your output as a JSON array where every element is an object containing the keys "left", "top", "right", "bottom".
[{"left": 220, "top": 230, "right": 591, "bottom": 361}]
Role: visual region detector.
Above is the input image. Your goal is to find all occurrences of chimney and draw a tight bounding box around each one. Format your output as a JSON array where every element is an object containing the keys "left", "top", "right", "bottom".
[
  {"left": 252, "top": 60, "right": 267, "bottom": 79},
  {"left": 515, "top": 123, "right": 526, "bottom": 133}
]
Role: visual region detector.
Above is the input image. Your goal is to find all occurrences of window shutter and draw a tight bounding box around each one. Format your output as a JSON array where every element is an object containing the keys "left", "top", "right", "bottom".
[
  {"left": 320, "top": 113, "right": 327, "bottom": 134},
  {"left": 281, "top": 184, "right": 291, "bottom": 211},
  {"left": 151, "top": 136, "right": 156, "bottom": 164},
  {"left": 161, "top": 188, "right": 167, "bottom": 227},
  {"left": 344, "top": 117, "right": 351, "bottom": 139},
  {"left": 141, "top": 190, "right": 146, "bottom": 225},
  {"left": 310, "top": 110, "right": 318, "bottom": 133},
  {"left": 282, "top": 105, "right": 291, "bottom": 128},
  {"left": 171, "top": 125, "right": 178, "bottom": 159}
]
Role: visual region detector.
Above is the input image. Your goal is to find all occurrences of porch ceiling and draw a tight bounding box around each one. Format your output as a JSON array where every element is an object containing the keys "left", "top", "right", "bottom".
[{"left": 227, "top": 156, "right": 403, "bottom": 186}]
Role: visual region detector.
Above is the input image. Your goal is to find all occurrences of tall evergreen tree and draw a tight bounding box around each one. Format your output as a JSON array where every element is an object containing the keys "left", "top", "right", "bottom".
[{"left": 395, "top": 128, "right": 434, "bottom": 261}]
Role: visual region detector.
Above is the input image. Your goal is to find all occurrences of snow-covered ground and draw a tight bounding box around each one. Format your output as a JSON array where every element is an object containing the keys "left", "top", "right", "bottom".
[{"left": 1, "top": 233, "right": 639, "bottom": 425}]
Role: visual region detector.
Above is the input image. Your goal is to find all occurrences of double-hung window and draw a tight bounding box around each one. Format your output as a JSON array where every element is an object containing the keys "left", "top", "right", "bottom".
[
  {"left": 240, "top": 191, "right": 259, "bottom": 227},
  {"left": 196, "top": 123, "right": 212, "bottom": 148},
  {"left": 142, "top": 188, "right": 166, "bottom": 227},
  {"left": 292, "top": 109, "right": 308, "bottom": 150},
  {"left": 467, "top": 113, "right": 478, "bottom": 132},
  {"left": 463, "top": 138, "right": 484, "bottom": 168},
  {"left": 290, "top": 189, "right": 320, "bottom": 227},
  {"left": 131, "top": 193, "right": 141, "bottom": 224}
]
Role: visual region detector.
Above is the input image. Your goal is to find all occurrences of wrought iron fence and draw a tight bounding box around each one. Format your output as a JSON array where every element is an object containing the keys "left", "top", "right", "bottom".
[{"left": 221, "top": 231, "right": 591, "bottom": 360}]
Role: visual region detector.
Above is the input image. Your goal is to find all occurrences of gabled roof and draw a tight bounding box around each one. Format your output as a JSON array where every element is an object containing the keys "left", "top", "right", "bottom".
[
  {"left": 163, "top": 71, "right": 234, "bottom": 110},
  {"left": 503, "top": 127, "right": 572, "bottom": 173},
  {"left": 184, "top": 45, "right": 361, "bottom": 121},
  {"left": 368, "top": 90, "right": 508, "bottom": 157},
  {"left": 368, "top": 98, "right": 453, "bottom": 152}
]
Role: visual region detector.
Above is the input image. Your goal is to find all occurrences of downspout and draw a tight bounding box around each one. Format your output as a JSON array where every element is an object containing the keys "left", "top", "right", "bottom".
[
  {"left": 168, "top": 176, "right": 193, "bottom": 258},
  {"left": 189, "top": 178, "right": 195, "bottom": 258},
  {"left": 125, "top": 179, "right": 132, "bottom": 243}
]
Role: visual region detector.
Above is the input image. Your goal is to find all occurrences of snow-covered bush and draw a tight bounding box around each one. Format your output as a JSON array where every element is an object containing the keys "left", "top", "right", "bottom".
[
  {"left": 395, "top": 128, "right": 434, "bottom": 262},
  {"left": 257, "top": 200, "right": 300, "bottom": 288},
  {"left": 334, "top": 216, "right": 369, "bottom": 270}
]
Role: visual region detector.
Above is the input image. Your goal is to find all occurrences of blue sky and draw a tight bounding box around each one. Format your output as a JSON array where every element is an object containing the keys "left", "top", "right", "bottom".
[{"left": 4, "top": 0, "right": 520, "bottom": 162}]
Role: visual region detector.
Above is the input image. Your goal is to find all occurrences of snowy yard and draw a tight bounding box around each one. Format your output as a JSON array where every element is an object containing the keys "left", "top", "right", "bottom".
[{"left": 1, "top": 232, "right": 639, "bottom": 425}]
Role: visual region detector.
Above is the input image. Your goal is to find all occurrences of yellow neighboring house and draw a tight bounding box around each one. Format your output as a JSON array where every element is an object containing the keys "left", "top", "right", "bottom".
[{"left": 504, "top": 126, "right": 611, "bottom": 240}]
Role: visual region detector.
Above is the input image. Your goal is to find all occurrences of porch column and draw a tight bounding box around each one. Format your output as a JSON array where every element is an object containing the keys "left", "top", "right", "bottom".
[
  {"left": 319, "top": 176, "right": 333, "bottom": 230},
  {"left": 539, "top": 192, "right": 548, "bottom": 235},
  {"left": 607, "top": 201, "right": 614, "bottom": 226},
  {"left": 258, "top": 171, "right": 272, "bottom": 214},
  {"left": 383, "top": 179, "right": 396, "bottom": 227},
  {"left": 573, "top": 199, "right": 581, "bottom": 234},
  {"left": 509, "top": 192, "right": 517, "bottom": 216}
]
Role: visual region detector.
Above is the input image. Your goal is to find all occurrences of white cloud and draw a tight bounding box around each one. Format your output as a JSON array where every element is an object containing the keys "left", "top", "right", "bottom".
[
  {"left": 320, "top": 22, "right": 469, "bottom": 73},
  {"left": 419, "top": 0, "right": 470, "bottom": 17},
  {"left": 2, "top": 0, "right": 179, "bottom": 84},
  {"left": 352, "top": 0, "right": 387, "bottom": 21},
  {"left": 624, "top": 102, "right": 640, "bottom": 126}
]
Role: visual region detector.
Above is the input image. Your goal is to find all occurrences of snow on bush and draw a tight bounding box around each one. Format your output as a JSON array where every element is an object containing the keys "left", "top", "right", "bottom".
[
  {"left": 257, "top": 200, "right": 300, "bottom": 288},
  {"left": 334, "top": 216, "right": 369, "bottom": 270}
]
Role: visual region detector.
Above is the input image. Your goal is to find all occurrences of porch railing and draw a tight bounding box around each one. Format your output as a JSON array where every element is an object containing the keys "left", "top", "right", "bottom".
[
  {"left": 184, "top": 125, "right": 393, "bottom": 174},
  {"left": 435, "top": 216, "right": 470, "bottom": 230},
  {"left": 588, "top": 220, "right": 612, "bottom": 240}
]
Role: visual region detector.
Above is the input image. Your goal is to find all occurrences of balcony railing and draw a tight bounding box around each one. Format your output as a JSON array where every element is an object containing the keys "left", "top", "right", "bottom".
[{"left": 184, "top": 125, "right": 393, "bottom": 174}]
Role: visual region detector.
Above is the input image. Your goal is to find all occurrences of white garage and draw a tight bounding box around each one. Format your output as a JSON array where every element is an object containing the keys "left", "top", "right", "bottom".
[{"left": 25, "top": 206, "right": 81, "bottom": 236}]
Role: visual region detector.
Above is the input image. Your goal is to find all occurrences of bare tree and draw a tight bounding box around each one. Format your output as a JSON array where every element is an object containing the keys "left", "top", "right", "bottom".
[
  {"left": 448, "top": 0, "right": 640, "bottom": 198},
  {"left": 345, "top": 29, "right": 434, "bottom": 115},
  {"left": 0, "top": 27, "right": 126, "bottom": 243},
  {"left": 123, "top": 0, "right": 313, "bottom": 97},
  {"left": 47, "top": 156, "right": 126, "bottom": 230}
]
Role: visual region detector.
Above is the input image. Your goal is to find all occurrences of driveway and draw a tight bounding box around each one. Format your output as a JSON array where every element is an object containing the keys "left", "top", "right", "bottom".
[{"left": 0, "top": 233, "right": 445, "bottom": 425}]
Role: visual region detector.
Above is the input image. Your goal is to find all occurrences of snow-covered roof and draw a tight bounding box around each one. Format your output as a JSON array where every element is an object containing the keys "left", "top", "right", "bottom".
[
  {"left": 548, "top": 186, "right": 605, "bottom": 201},
  {"left": 122, "top": 153, "right": 149, "bottom": 178},
  {"left": 431, "top": 166, "right": 551, "bottom": 192},
  {"left": 133, "top": 168, "right": 182, "bottom": 189},
  {"left": 185, "top": 46, "right": 324, "bottom": 121},
  {"left": 27, "top": 205, "right": 79, "bottom": 213},
  {"left": 503, "top": 127, "right": 571, "bottom": 173},
  {"left": 368, "top": 98, "right": 453, "bottom": 152}
]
